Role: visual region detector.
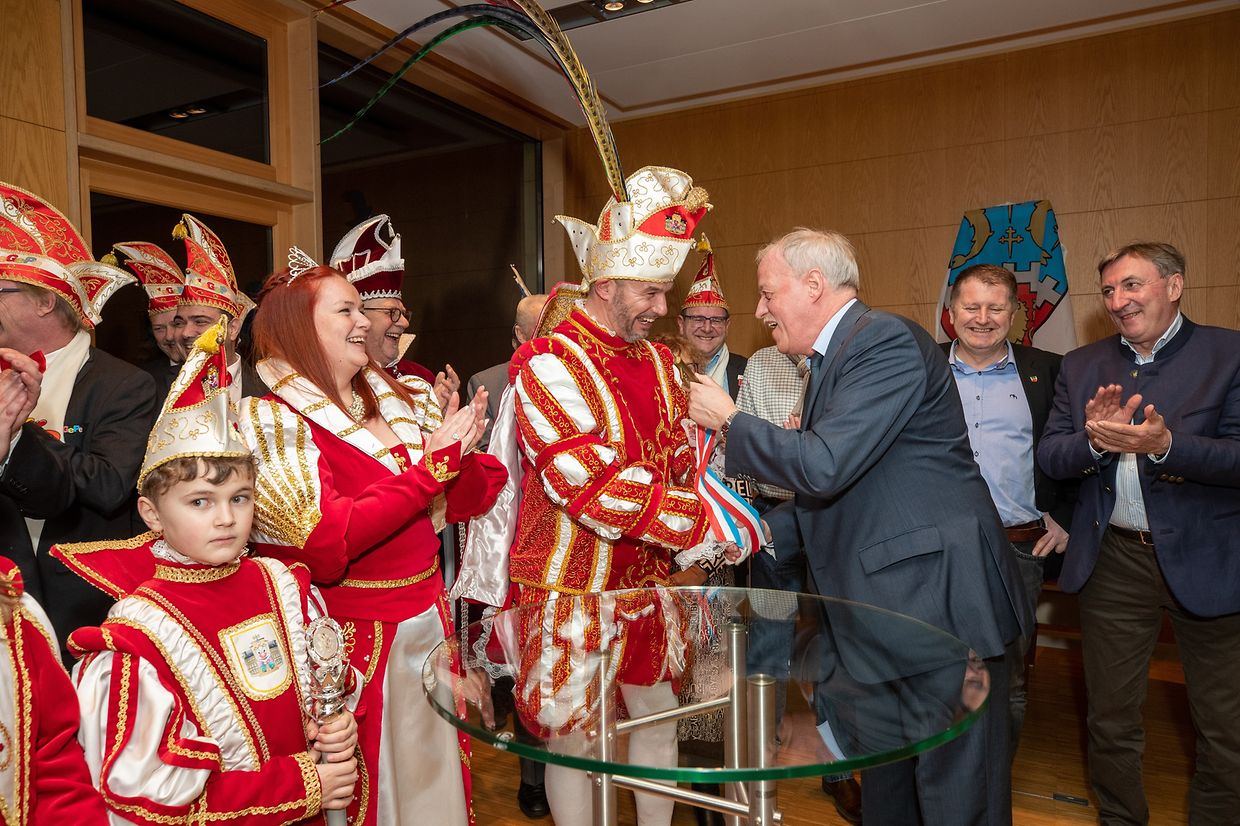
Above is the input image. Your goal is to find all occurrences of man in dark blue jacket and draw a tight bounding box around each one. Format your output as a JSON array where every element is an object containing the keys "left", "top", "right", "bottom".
[{"left": 1038, "top": 241, "right": 1240, "bottom": 826}]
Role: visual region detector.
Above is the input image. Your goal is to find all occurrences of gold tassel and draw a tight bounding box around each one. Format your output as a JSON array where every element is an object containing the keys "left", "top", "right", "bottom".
[
  {"left": 194, "top": 317, "right": 227, "bottom": 355},
  {"left": 684, "top": 186, "right": 711, "bottom": 212},
  {"left": 172, "top": 220, "right": 188, "bottom": 240},
  {"left": 694, "top": 235, "right": 712, "bottom": 254},
  {"left": 100, "top": 250, "right": 119, "bottom": 267}
]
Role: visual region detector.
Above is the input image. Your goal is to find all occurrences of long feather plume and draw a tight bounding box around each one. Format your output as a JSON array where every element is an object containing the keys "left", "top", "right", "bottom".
[
  {"left": 486, "top": 0, "right": 626, "bottom": 202},
  {"left": 318, "top": 0, "right": 627, "bottom": 201}
]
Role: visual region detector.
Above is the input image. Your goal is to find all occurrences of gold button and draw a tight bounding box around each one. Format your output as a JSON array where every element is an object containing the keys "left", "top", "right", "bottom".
[{"left": 1131, "top": 370, "right": 1138, "bottom": 378}]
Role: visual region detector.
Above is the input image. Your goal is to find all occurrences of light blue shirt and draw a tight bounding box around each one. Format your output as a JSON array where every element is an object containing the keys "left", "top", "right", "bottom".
[
  {"left": 810, "top": 298, "right": 859, "bottom": 364},
  {"left": 1107, "top": 312, "right": 1182, "bottom": 531},
  {"left": 949, "top": 342, "right": 1041, "bottom": 527},
  {"left": 706, "top": 347, "right": 729, "bottom": 396}
]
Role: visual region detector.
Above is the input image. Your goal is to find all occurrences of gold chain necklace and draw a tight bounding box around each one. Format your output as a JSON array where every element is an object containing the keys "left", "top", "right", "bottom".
[{"left": 347, "top": 390, "right": 366, "bottom": 422}]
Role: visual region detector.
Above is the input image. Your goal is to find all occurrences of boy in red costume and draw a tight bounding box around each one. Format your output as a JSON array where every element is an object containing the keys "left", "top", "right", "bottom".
[{"left": 53, "top": 321, "right": 361, "bottom": 825}]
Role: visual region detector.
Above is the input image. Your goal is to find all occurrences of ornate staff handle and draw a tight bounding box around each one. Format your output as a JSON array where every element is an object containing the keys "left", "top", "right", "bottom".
[{"left": 306, "top": 616, "right": 349, "bottom": 826}]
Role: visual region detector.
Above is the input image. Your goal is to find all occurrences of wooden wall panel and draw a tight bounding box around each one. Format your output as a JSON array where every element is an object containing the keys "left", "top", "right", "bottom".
[
  {"left": 0, "top": 119, "right": 68, "bottom": 207},
  {"left": 563, "top": 9, "right": 1240, "bottom": 357},
  {"left": 0, "top": 0, "right": 65, "bottom": 130},
  {"left": 0, "top": 0, "right": 69, "bottom": 208}
]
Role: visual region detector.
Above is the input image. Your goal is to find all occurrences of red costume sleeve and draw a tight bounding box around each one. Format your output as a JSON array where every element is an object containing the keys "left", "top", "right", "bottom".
[
  {"left": 513, "top": 343, "right": 707, "bottom": 550},
  {"left": 444, "top": 453, "right": 508, "bottom": 524},
  {"left": 24, "top": 614, "right": 109, "bottom": 822},
  {"left": 296, "top": 453, "right": 454, "bottom": 582}
]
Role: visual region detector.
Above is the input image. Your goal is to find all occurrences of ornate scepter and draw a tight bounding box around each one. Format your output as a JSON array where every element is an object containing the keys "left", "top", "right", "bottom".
[{"left": 306, "top": 616, "right": 349, "bottom": 826}]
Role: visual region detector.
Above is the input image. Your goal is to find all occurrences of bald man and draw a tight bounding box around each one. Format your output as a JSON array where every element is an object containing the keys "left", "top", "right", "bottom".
[{"left": 467, "top": 294, "right": 549, "bottom": 451}]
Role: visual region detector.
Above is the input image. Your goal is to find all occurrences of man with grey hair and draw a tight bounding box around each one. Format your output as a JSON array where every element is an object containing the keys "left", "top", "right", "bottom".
[
  {"left": 689, "top": 227, "right": 1030, "bottom": 825},
  {"left": 0, "top": 182, "right": 157, "bottom": 659},
  {"left": 1038, "top": 241, "right": 1240, "bottom": 825}
]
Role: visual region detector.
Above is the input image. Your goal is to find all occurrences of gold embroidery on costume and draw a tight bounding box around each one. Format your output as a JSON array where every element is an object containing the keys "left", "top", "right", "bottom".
[
  {"left": 362, "top": 621, "right": 383, "bottom": 686},
  {"left": 154, "top": 563, "right": 240, "bottom": 584},
  {"left": 422, "top": 453, "right": 458, "bottom": 483},
  {"left": 51, "top": 531, "right": 159, "bottom": 599},
  {"left": 295, "top": 750, "right": 322, "bottom": 817},
  {"left": 246, "top": 398, "right": 323, "bottom": 548},
  {"left": 339, "top": 558, "right": 439, "bottom": 589}
]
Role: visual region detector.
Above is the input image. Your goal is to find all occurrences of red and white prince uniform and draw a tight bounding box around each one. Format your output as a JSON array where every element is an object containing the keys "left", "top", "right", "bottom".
[
  {"left": 508, "top": 167, "right": 714, "bottom": 732},
  {"left": 0, "top": 558, "right": 107, "bottom": 825},
  {"left": 237, "top": 263, "right": 506, "bottom": 826},
  {"left": 51, "top": 323, "right": 359, "bottom": 826}
]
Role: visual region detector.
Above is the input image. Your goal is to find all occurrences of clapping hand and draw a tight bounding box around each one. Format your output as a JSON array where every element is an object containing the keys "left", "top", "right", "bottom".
[
  {"left": 425, "top": 386, "right": 488, "bottom": 456},
  {"left": 433, "top": 364, "right": 461, "bottom": 410},
  {"left": 1083, "top": 384, "right": 1170, "bottom": 455},
  {"left": 0, "top": 350, "right": 42, "bottom": 462}
]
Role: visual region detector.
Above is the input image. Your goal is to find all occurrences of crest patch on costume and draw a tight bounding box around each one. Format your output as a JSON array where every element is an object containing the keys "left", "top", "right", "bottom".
[{"left": 219, "top": 614, "right": 291, "bottom": 700}]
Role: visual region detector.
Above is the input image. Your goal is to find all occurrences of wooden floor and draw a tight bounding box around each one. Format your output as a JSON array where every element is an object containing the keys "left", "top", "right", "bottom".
[{"left": 468, "top": 645, "right": 1193, "bottom": 825}]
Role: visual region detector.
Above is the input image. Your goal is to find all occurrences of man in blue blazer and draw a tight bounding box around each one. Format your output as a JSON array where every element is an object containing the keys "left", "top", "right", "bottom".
[
  {"left": 1037, "top": 242, "right": 1240, "bottom": 825},
  {"left": 689, "top": 228, "right": 1030, "bottom": 825}
]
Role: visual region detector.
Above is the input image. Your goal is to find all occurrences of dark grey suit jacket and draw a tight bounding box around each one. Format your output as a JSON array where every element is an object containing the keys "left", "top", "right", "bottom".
[
  {"left": 727, "top": 302, "right": 1030, "bottom": 668},
  {"left": 0, "top": 347, "right": 157, "bottom": 656},
  {"left": 467, "top": 360, "right": 510, "bottom": 451},
  {"left": 724, "top": 351, "right": 748, "bottom": 401}
]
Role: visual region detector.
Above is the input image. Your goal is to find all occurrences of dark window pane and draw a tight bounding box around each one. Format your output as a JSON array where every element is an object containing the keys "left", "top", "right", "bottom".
[
  {"left": 83, "top": 0, "right": 270, "bottom": 164},
  {"left": 89, "top": 192, "right": 272, "bottom": 367},
  {"left": 319, "top": 43, "right": 542, "bottom": 385}
]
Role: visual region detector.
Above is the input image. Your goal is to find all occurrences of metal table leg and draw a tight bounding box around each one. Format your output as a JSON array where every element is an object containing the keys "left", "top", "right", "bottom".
[
  {"left": 593, "top": 651, "right": 618, "bottom": 826},
  {"left": 747, "top": 674, "right": 777, "bottom": 826},
  {"left": 725, "top": 621, "right": 749, "bottom": 826}
]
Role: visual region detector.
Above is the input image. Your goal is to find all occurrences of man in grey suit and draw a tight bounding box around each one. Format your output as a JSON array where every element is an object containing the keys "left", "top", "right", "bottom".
[{"left": 688, "top": 228, "right": 1030, "bottom": 825}]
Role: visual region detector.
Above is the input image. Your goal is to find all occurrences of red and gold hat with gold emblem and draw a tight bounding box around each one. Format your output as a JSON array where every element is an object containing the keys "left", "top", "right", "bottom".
[
  {"left": 138, "top": 317, "right": 249, "bottom": 488},
  {"left": 329, "top": 214, "right": 404, "bottom": 301},
  {"left": 0, "top": 181, "right": 135, "bottom": 328},
  {"left": 557, "top": 166, "right": 711, "bottom": 287},
  {"left": 173, "top": 213, "right": 255, "bottom": 320},
  {"left": 681, "top": 235, "right": 729, "bottom": 312},
  {"left": 108, "top": 241, "right": 184, "bottom": 316}
]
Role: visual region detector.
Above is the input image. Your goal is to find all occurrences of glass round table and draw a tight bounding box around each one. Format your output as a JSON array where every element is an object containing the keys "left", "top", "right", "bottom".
[{"left": 424, "top": 587, "right": 989, "bottom": 825}]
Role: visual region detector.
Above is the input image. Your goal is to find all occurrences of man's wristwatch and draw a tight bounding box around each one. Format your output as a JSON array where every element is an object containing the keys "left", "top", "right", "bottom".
[{"left": 718, "top": 410, "right": 740, "bottom": 449}]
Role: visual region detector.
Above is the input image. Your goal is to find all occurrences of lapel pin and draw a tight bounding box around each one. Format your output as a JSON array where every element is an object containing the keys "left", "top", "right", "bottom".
[{"left": 1029, "top": 376, "right": 1038, "bottom": 382}]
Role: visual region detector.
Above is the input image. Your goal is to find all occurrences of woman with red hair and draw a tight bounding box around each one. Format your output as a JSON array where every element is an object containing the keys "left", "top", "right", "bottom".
[{"left": 238, "top": 264, "right": 506, "bottom": 826}]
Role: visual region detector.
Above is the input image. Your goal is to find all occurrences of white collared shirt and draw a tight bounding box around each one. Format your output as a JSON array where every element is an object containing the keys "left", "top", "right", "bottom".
[{"left": 1109, "top": 312, "right": 1182, "bottom": 531}]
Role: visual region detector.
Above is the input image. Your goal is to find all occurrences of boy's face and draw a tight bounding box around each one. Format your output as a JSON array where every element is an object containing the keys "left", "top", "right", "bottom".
[{"left": 138, "top": 465, "right": 254, "bottom": 566}]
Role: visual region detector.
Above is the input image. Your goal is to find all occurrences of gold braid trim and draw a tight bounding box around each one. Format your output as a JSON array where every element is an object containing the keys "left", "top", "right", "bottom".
[
  {"left": 53, "top": 531, "right": 159, "bottom": 599},
  {"left": 362, "top": 621, "right": 383, "bottom": 686},
  {"left": 295, "top": 750, "right": 322, "bottom": 818},
  {"left": 338, "top": 557, "right": 439, "bottom": 589},
  {"left": 154, "top": 563, "right": 240, "bottom": 584}
]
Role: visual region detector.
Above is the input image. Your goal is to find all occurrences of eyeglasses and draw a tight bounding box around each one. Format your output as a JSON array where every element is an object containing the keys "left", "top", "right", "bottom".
[
  {"left": 0, "top": 288, "right": 24, "bottom": 296},
  {"left": 681, "top": 313, "right": 729, "bottom": 328},
  {"left": 362, "top": 305, "right": 408, "bottom": 322}
]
